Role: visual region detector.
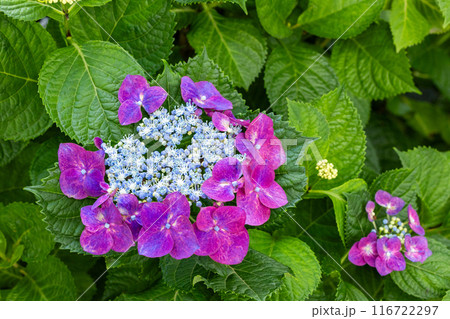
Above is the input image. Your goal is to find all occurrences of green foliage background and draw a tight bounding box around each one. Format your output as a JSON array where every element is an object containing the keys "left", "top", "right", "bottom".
[{"left": 0, "top": 0, "right": 449, "bottom": 301}]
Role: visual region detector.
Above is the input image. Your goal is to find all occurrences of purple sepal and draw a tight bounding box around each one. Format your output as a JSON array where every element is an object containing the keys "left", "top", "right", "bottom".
[
  {"left": 375, "top": 190, "right": 405, "bottom": 215},
  {"left": 194, "top": 206, "right": 248, "bottom": 265},
  {"left": 407, "top": 205, "right": 425, "bottom": 236},
  {"left": 236, "top": 189, "right": 270, "bottom": 226},
  {"left": 180, "top": 76, "right": 232, "bottom": 111},
  {"left": 92, "top": 183, "right": 116, "bottom": 209},
  {"left": 80, "top": 200, "right": 134, "bottom": 255},
  {"left": 117, "top": 194, "right": 142, "bottom": 241},
  {"left": 404, "top": 234, "right": 432, "bottom": 263},
  {"left": 375, "top": 236, "right": 406, "bottom": 276},
  {"left": 212, "top": 112, "right": 231, "bottom": 132},
  {"left": 366, "top": 201, "right": 376, "bottom": 222},
  {"left": 58, "top": 143, "right": 105, "bottom": 199},
  {"left": 348, "top": 232, "right": 378, "bottom": 267},
  {"left": 137, "top": 192, "right": 198, "bottom": 259}
]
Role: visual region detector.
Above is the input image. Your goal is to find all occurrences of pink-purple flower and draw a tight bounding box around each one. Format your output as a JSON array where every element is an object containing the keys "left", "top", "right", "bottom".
[
  {"left": 407, "top": 205, "right": 425, "bottom": 236},
  {"left": 117, "top": 194, "right": 143, "bottom": 241},
  {"left": 235, "top": 114, "right": 286, "bottom": 169},
  {"left": 118, "top": 75, "right": 168, "bottom": 125},
  {"left": 404, "top": 234, "right": 432, "bottom": 263},
  {"left": 137, "top": 192, "right": 199, "bottom": 259},
  {"left": 194, "top": 206, "right": 249, "bottom": 265},
  {"left": 348, "top": 232, "right": 378, "bottom": 267},
  {"left": 237, "top": 162, "right": 288, "bottom": 226},
  {"left": 80, "top": 199, "right": 134, "bottom": 255},
  {"left": 366, "top": 200, "right": 376, "bottom": 222},
  {"left": 375, "top": 190, "right": 405, "bottom": 215},
  {"left": 180, "top": 76, "right": 232, "bottom": 111},
  {"left": 201, "top": 157, "right": 243, "bottom": 202},
  {"left": 58, "top": 143, "right": 105, "bottom": 199},
  {"left": 210, "top": 110, "right": 250, "bottom": 132},
  {"left": 375, "top": 236, "right": 406, "bottom": 276}
]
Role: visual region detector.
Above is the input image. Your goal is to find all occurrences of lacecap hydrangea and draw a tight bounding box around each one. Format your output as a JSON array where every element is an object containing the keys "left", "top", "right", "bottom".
[
  {"left": 57, "top": 75, "right": 288, "bottom": 265},
  {"left": 348, "top": 190, "right": 432, "bottom": 276}
]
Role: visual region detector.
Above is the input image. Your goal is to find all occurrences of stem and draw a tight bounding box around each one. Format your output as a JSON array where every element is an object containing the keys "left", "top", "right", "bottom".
[{"left": 340, "top": 250, "right": 349, "bottom": 264}]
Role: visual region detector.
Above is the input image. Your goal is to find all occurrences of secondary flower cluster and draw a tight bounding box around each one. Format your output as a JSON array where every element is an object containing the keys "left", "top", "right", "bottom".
[
  {"left": 349, "top": 190, "right": 432, "bottom": 276},
  {"left": 57, "top": 75, "right": 288, "bottom": 264}
]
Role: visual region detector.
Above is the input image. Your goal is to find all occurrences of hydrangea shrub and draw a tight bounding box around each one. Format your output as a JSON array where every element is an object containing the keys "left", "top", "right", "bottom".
[{"left": 0, "top": 0, "right": 449, "bottom": 301}]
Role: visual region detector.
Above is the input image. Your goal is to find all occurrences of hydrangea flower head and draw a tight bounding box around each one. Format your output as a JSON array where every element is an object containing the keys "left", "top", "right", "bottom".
[
  {"left": 194, "top": 206, "right": 248, "bottom": 265},
  {"left": 348, "top": 232, "right": 377, "bottom": 267},
  {"left": 375, "top": 236, "right": 406, "bottom": 276},
  {"left": 235, "top": 114, "right": 285, "bottom": 169},
  {"left": 407, "top": 205, "right": 425, "bottom": 236},
  {"left": 58, "top": 143, "right": 105, "bottom": 199},
  {"left": 366, "top": 200, "right": 376, "bottom": 222},
  {"left": 118, "top": 75, "right": 168, "bottom": 125},
  {"left": 137, "top": 192, "right": 199, "bottom": 259},
  {"left": 80, "top": 199, "right": 134, "bottom": 255},
  {"left": 201, "top": 157, "right": 243, "bottom": 202},
  {"left": 404, "top": 234, "right": 432, "bottom": 263},
  {"left": 237, "top": 162, "right": 287, "bottom": 226},
  {"left": 180, "top": 76, "right": 232, "bottom": 111},
  {"left": 117, "top": 194, "right": 143, "bottom": 240},
  {"left": 375, "top": 190, "right": 405, "bottom": 215}
]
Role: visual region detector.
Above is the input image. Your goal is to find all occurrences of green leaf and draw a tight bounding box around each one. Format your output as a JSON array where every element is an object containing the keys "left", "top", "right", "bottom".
[
  {"left": 391, "top": 238, "right": 450, "bottom": 299},
  {"left": 187, "top": 9, "right": 267, "bottom": 89},
  {"left": 26, "top": 165, "right": 93, "bottom": 253},
  {"left": 0, "top": 0, "right": 64, "bottom": 21},
  {"left": 197, "top": 249, "right": 290, "bottom": 300},
  {"left": 174, "top": 0, "right": 248, "bottom": 14},
  {"left": 396, "top": 147, "right": 450, "bottom": 227},
  {"left": 289, "top": 88, "right": 366, "bottom": 189},
  {"left": 369, "top": 168, "right": 418, "bottom": 220},
  {"left": 0, "top": 14, "right": 55, "bottom": 141},
  {"left": 29, "top": 138, "right": 63, "bottom": 186},
  {"left": 264, "top": 42, "right": 338, "bottom": 118},
  {"left": 116, "top": 281, "right": 207, "bottom": 301},
  {"left": 160, "top": 255, "right": 208, "bottom": 292},
  {"left": 249, "top": 230, "right": 321, "bottom": 301},
  {"left": 344, "top": 190, "right": 372, "bottom": 247},
  {"left": 331, "top": 23, "right": 420, "bottom": 99},
  {"left": 336, "top": 279, "right": 369, "bottom": 301},
  {"left": 443, "top": 290, "right": 450, "bottom": 301},
  {"left": 0, "top": 202, "right": 54, "bottom": 263},
  {"left": 6, "top": 255, "right": 77, "bottom": 301},
  {"left": 297, "top": 0, "right": 385, "bottom": 39},
  {"left": 39, "top": 40, "right": 145, "bottom": 145},
  {"left": 390, "top": 0, "right": 430, "bottom": 52},
  {"left": 0, "top": 230, "right": 5, "bottom": 255},
  {"left": 0, "top": 143, "right": 38, "bottom": 204},
  {"left": 255, "top": 0, "right": 297, "bottom": 38},
  {"left": 0, "top": 139, "right": 28, "bottom": 167},
  {"left": 174, "top": 49, "right": 248, "bottom": 115},
  {"left": 70, "top": 0, "right": 175, "bottom": 74},
  {"left": 437, "top": 0, "right": 450, "bottom": 27}
]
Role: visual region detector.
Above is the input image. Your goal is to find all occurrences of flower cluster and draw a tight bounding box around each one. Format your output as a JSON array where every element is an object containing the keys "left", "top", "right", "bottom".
[
  {"left": 349, "top": 190, "right": 432, "bottom": 276},
  {"left": 39, "top": 0, "right": 78, "bottom": 4},
  {"left": 316, "top": 159, "right": 338, "bottom": 180},
  {"left": 58, "top": 75, "right": 288, "bottom": 264}
]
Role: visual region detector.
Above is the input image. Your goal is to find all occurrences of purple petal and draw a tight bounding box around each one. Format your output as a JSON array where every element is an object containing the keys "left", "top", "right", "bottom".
[
  {"left": 193, "top": 224, "right": 220, "bottom": 256},
  {"left": 58, "top": 143, "right": 84, "bottom": 171},
  {"left": 142, "top": 86, "right": 168, "bottom": 115},
  {"left": 110, "top": 224, "right": 135, "bottom": 253},
  {"left": 348, "top": 242, "right": 366, "bottom": 266},
  {"left": 80, "top": 228, "right": 113, "bottom": 255},
  {"left": 386, "top": 236, "right": 402, "bottom": 252},
  {"left": 83, "top": 169, "right": 104, "bottom": 197},
  {"left": 386, "top": 196, "right": 405, "bottom": 216},
  {"left": 210, "top": 230, "right": 249, "bottom": 265},
  {"left": 92, "top": 194, "right": 110, "bottom": 210},
  {"left": 375, "top": 256, "right": 392, "bottom": 276},
  {"left": 245, "top": 114, "right": 274, "bottom": 143},
  {"left": 195, "top": 207, "right": 216, "bottom": 232},
  {"left": 117, "top": 194, "right": 139, "bottom": 216},
  {"left": 259, "top": 182, "right": 288, "bottom": 209},
  {"left": 251, "top": 163, "right": 275, "bottom": 188},
  {"left": 94, "top": 137, "right": 103, "bottom": 150},
  {"left": 102, "top": 199, "right": 123, "bottom": 224},
  {"left": 60, "top": 169, "right": 87, "bottom": 199},
  {"left": 212, "top": 157, "right": 242, "bottom": 182},
  {"left": 408, "top": 205, "right": 425, "bottom": 236},
  {"left": 195, "top": 81, "right": 221, "bottom": 99},
  {"left": 260, "top": 136, "right": 286, "bottom": 169},
  {"left": 180, "top": 76, "right": 198, "bottom": 103},
  {"left": 212, "top": 112, "right": 231, "bottom": 132},
  {"left": 358, "top": 235, "right": 377, "bottom": 267},
  {"left": 126, "top": 220, "right": 142, "bottom": 241},
  {"left": 387, "top": 251, "right": 406, "bottom": 271},
  {"left": 236, "top": 189, "right": 270, "bottom": 226},
  {"left": 235, "top": 134, "right": 266, "bottom": 166},
  {"left": 366, "top": 201, "right": 376, "bottom": 222},
  {"left": 118, "top": 75, "right": 149, "bottom": 104},
  {"left": 80, "top": 205, "right": 104, "bottom": 231},
  {"left": 375, "top": 190, "right": 392, "bottom": 207},
  {"left": 201, "top": 177, "right": 235, "bottom": 202},
  {"left": 212, "top": 206, "right": 246, "bottom": 232},
  {"left": 198, "top": 95, "right": 232, "bottom": 111},
  {"left": 140, "top": 202, "right": 168, "bottom": 230},
  {"left": 163, "top": 192, "right": 191, "bottom": 221},
  {"left": 404, "top": 235, "right": 431, "bottom": 263},
  {"left": 118, "top": 99, "right": 143, "bottom": 126},
  {"left": 169, "top": 216, "right": 199, "bottom": 259},
  {"left": 137, "top": 228, "right": 173, "bottom": 258}
]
